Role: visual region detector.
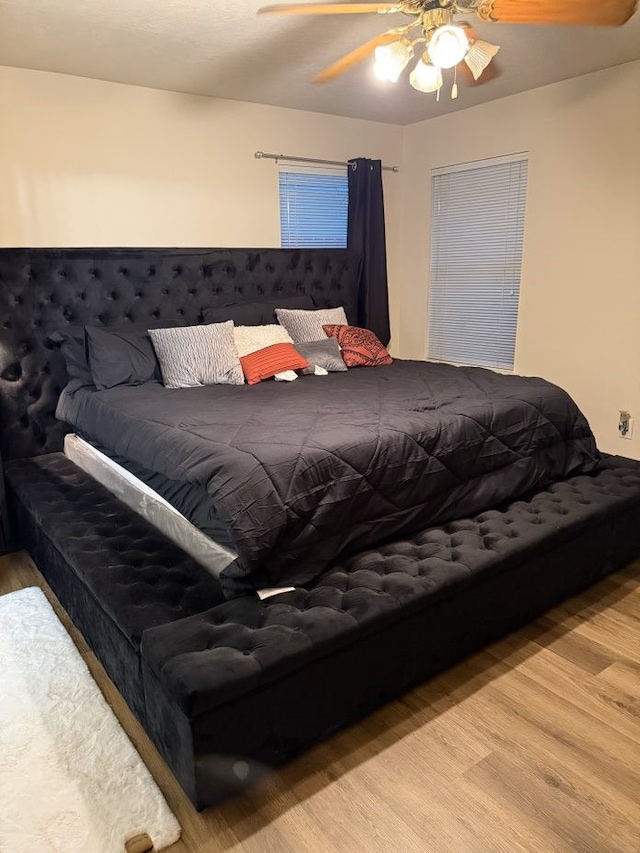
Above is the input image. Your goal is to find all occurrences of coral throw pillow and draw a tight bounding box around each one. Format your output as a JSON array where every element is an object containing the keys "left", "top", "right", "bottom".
[
  {"left": 322, "top": 325, "right": 393, "bottom": 368},
  {"left": 240, "top": 343, "right": 309, "bottom": 385}
]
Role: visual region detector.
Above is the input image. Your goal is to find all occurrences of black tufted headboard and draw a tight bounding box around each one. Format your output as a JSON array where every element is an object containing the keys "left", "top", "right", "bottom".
[{"left": 0, "top": 247, "right": 362, "bottom": 461}]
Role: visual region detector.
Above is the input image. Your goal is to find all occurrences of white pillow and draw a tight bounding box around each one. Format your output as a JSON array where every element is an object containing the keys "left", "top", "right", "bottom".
[
  {"left": 233, "top": 324, "right": 294, "bottom": 357},
  {"left": 275, "top": 306, "right": 348, "bottom": 343},
  {"left": 149, "top": 321, "right": 244, "bottom": 388}
]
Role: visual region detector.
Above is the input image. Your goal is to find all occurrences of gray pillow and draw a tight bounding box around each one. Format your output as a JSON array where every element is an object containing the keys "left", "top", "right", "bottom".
[
  {"left": 296, "top": 338, "right": 347, "bottom": 373},
  {"left": 149, "top": 322, "right": 244, "bottom": 388},
  {"left": 275, "top": 306, "right": 348, "bottom": 343}
]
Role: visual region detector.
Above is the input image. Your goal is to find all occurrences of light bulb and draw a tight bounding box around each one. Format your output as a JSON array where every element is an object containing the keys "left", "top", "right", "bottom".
[
  {"left": 427, "top": 25, "right": 469, "bottom": 70},
  {"left": 409, "top": 59, "right": 443, "bottom": 93},
  {"left": 374, "top": 40, "right": 414, "bottom": 83}
]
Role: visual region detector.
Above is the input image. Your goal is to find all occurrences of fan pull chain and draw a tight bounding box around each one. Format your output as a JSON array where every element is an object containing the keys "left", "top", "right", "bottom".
[{"left": 452, "top": 66, "right": 458, "bottom": 100}]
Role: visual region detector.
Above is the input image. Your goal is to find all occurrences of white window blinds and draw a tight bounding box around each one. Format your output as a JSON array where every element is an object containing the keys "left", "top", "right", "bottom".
[
  {"left": 428, "top": 153, "right": 528, "bottom": 370},
  {"left": 279, "top": 164, "right": 348, "bottom": 248}
]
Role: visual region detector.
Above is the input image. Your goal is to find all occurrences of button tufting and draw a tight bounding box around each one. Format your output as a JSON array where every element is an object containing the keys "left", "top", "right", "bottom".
[{"left": 1, "top": 360, "right": 22, "bottom": 382}]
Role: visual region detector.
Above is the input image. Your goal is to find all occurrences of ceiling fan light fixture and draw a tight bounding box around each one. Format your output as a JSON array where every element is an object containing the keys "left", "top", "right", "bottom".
[
  {"left": 464, "top": 38, "right": 500, "bottom": 80},
  {"left": 409, "top": 57, "right": 443, "bottom": 93},
  {"left": 427, "top": 24, "right": 469, "bottom": 70},
  {"left": 374, "top": 39, "right": 414, "bottom": 82}
]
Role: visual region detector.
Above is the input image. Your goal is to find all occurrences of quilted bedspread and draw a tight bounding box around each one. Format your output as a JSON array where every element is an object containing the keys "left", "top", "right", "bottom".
[{"left": 58, "top": 360, "right": 600, "bottom": 595}]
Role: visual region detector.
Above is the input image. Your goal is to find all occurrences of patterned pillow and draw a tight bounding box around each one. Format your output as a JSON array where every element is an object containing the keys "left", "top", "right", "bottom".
[
  {"left": 240, "top": 343, "right": 310, "bottom": 385},
  {"left": 275, "top": 306, "right": 348, "bottom": 342},
  {"left": 149, "top": 321, "right": 244, "bottom": 388},
  {"left": 322, "top": 324, "right": 393, "bottom": 368},
  {"left": 233, "top": 324, "right": 294, "bottom": 357}
]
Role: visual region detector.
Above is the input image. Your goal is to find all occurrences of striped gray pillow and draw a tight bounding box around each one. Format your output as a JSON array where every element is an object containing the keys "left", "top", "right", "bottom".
[
  {"left": 275, "top": 306, "right": 348, "bottom": 343},
  {"left": 149, "top": 321, "right": 244, "bottom": 388}
]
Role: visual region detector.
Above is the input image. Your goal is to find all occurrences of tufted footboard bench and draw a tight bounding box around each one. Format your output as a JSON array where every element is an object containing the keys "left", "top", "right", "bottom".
[{"left": 6, "top": 451, "right": 640, "bottom": 810}]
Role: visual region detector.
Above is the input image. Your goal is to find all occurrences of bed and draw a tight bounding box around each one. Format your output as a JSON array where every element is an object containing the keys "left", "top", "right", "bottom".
[
  {"left": 2, "top": 246, "right": 640, "bottom": 810},
  {"left": 57, "top": 357, "right": 600, "bottom": 596}
]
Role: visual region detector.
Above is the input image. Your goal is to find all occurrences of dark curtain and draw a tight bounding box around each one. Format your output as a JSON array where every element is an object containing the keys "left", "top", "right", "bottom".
[{"left": 347, "top": 157, "right": 391, "bottom": 345}]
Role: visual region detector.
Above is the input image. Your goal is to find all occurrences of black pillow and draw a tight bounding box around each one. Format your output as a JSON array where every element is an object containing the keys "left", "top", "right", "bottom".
[
  {"left": 296, "top": 338, "right": 347, "bottom": 373},
  {"left": 201, "top": 294, "right": 314, "bottom": 327},
  {"left": 86, "top": 320, "right": 184, "bottom": 390},
  {"left": 49, "top": 326, "right": 93, "bottom": 385},
  {"left": 86, "top": 326, "right": 161, "bottom": 390}
]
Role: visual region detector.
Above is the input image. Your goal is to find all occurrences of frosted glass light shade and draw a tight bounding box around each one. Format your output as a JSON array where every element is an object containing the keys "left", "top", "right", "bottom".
[
  {"left": 427, "top": 25, "right": 469, "bottom": 69},
  {"left": 464, "top": 38, "right": 500, "bottom": 80},
  {"left": 374, "top": 41, "right": 414, "bottom": 83},
  {"left": 409, "top": 59, "right": 443, "bottom": 93}
]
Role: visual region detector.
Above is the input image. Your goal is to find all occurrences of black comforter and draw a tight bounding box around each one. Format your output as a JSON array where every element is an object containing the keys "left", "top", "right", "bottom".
[{"left": 58, "top": 361, "right": 600, "bottom": 595}]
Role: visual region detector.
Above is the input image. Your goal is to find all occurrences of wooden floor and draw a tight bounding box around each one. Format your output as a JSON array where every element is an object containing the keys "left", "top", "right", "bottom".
[{"left": 2, "top": 550, "right": 640, "bottom": 853}]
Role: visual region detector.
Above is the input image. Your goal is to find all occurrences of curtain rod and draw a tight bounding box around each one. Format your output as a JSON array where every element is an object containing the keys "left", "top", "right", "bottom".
[{"left": 254, "top": 151, "right": 399, "bottom": 173}]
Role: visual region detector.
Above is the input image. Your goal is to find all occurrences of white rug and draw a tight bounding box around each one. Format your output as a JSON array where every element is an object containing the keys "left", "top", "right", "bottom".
[{"left": 0, "top": 587, "right": 181, "bottom": 853}]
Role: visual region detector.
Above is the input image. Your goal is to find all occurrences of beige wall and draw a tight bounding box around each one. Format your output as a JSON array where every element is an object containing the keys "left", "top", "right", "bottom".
[
  {"left": 0, "top": 65, "right": 404, "bottom": 335},
  {"left": 400, "top": 61, "right": 640, "bottom": 457}
]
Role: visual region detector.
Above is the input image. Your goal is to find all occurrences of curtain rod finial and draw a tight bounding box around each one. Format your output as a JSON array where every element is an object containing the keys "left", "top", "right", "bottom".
[{"left": 254, "top": 151, "right": 264, "bottom": 159}]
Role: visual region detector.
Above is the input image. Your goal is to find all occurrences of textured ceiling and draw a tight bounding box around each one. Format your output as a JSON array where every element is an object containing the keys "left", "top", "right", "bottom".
[{"left": 1, "top": 0, "right": 639, "bottom": 125}]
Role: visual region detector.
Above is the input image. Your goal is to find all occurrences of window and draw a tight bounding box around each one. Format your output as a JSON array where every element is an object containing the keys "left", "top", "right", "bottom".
[
  {"left": 279, "top": 164, "right": 348, "bottom": 248},
  {"left": 427, "top": 153, "right": 528, "bottom": 370}
]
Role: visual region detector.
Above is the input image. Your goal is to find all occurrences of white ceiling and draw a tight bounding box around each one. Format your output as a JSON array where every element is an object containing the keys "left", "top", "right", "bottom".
[{"left": 1, "top": 0, "right": 639, "bottom": 125}]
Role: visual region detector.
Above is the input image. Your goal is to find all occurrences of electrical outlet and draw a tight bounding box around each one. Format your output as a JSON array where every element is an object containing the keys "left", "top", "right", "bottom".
[{"left": 619, "top": 410, "right": 634, "bottom": 440}]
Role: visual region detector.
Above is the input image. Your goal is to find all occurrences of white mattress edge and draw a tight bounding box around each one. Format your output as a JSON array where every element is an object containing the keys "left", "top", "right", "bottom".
[{"left": 64, "top": 434, "right": 237, "bottom": 580}]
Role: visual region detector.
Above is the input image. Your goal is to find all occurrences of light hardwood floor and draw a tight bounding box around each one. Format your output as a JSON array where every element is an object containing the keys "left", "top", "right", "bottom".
[{"left": 2, "top": 549, "right": 640, "bottom": 853}]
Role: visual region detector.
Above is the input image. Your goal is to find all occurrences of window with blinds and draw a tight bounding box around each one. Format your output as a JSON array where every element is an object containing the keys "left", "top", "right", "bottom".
[
  {"left": 279, "top": 164, "right": 348, "bottom": 248},
  {"left": 427, "top": 153, "right": 528, "bottom": 370}
]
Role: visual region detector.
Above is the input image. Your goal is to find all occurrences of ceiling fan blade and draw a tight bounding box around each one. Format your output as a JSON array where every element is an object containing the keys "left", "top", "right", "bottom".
[
  {"left": 313, "top": 30, "right": 402, "bottom": 82},
  {"left": 258, "top": 3, "right": 400, "bottom": 15},
  {"left": 476, "top": 0, "right": 638, "bottom": 26}
]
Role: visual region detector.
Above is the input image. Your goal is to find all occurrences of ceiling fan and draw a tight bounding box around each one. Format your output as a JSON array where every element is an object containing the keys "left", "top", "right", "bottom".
[{"left": 258, "top": 0, "right": 638, "bottom": 99}]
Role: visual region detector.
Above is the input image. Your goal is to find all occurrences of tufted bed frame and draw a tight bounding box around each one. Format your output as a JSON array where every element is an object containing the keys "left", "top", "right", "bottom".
[{"left": 2, "top": 246, "right": 640, "bottom": 811}]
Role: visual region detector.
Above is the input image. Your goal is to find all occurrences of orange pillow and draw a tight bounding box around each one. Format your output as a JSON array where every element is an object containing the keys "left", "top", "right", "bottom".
[
  {"left": 322, "top": 324, "right": 393, "bottom": 368},
  {"left": 240, "top": 343, "right": 310, "bottom": 385}
]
